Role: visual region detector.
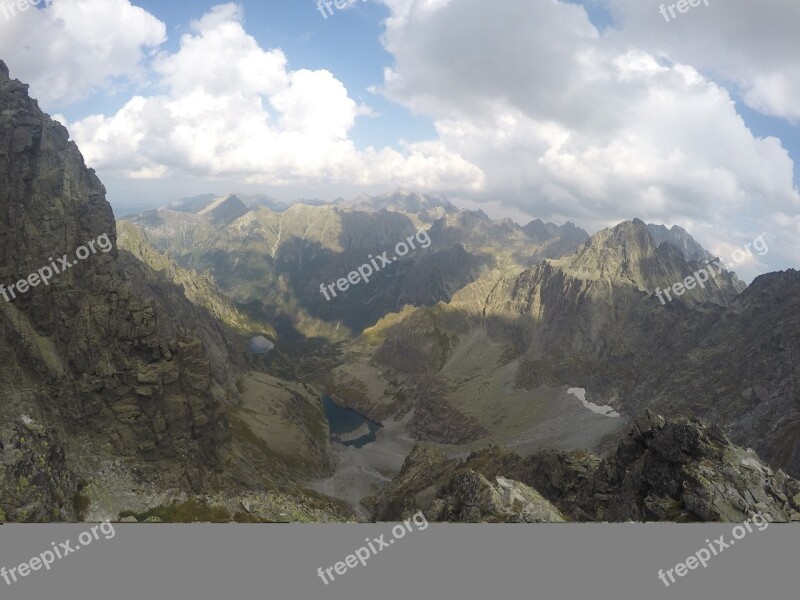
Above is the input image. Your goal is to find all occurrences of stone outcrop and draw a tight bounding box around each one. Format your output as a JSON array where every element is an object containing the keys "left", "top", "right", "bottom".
[
  {"left": 570, "top": 412, "right": 799, "bottom": 522},
  {"left": 371, "top": 413, "right": 800, "bottom": 523},
  {"left": 0, "top": 417, "right": 80, "bottom": 522},
  {"left": 344, "top": 218, "right": 800, "bottom": 480},
  {"left": 0, "top": 60, "right": 230, "bottom": 519},
  {"left": 427, "top": 472, "right": 566, "bottom": 523},
  {"left": 368, "top": 446, "right": 564, "bottom": 522}
]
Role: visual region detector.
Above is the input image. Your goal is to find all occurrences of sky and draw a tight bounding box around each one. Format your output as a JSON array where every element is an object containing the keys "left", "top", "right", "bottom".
[{"left": 0, "top": 0, "right": 798, "bottom": 281}]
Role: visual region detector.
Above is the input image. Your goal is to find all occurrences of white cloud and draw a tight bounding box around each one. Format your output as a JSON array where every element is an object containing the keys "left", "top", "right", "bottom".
[
  {"left": 373, "top": 0, "right": 799, "bottom": 279},
  {"left": 62, "top": 3, "right": 482, "bottom": 189},
  {"left": 606, "top": 0, "right": 800, "bottom": 123},
  {"left": 153, "top": 3, "right": 286, "bottom": 98},
  {"left": 0, "top": 0, "right": 166, "bottom": 106},
  {"left": 2, "top": 0, "right": 797, "bottom": 279}
]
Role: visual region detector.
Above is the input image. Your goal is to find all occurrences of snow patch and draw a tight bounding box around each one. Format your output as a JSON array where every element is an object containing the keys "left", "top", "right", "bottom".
[
  {"left": 567, "top": 388, "right": 620, "bottom": 418},
  {"left": 249, "top": 336, "right": 275, "bottom": 355}
]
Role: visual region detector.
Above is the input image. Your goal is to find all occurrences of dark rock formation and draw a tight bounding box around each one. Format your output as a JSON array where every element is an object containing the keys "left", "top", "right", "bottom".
[
  {"left": 0, "top": 418, "right": 79, "bottom": 522},
  {"left": 571, "top": 412, "right": 799, "bottom": 522},
  {"left": 367, "top": 446, "right": 564, "bottom": 522},
  {"left": 372, "top": 413, "right": 800, "bottom": 523},
  {"left": 0, "top": 60, "right": 232, "bottom": 519}
]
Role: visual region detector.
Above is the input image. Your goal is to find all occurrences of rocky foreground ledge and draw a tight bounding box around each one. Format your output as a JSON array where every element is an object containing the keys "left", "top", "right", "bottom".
[{"left": 368, "top": 412, "right": 800, "bottom": 523}]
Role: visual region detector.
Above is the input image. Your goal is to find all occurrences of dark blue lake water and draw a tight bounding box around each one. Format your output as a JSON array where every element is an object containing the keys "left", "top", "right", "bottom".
[{"left": 322, "top": 397, "right": 381, "bottom": 449}]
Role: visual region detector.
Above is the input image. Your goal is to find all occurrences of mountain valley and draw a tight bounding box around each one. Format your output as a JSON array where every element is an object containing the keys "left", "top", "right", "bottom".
[{"left": 1, "top": 61, "right": 798, "bottom": 524}]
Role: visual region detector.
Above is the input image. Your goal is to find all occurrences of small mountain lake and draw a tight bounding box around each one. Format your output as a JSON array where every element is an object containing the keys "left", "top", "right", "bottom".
[{"left": 322, "top": 397, "right": 382, "bottom": 449}]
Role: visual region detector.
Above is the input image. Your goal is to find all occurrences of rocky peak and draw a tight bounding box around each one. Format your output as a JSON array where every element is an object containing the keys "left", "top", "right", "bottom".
[
  {"left": 369, "top": 444, "right": 565, "bottom": 523},
  {"left": 0, "top": 60, "right": 232, "bottom": 520},
  {"left": 646, "top": 222, "right": 716, "bottom": 263},
  {"left": 372, "top": 413, "right": 800, "bottom": 523},
  {"left": 519, "top": 218, "right": 743, "bottom": 303},
  {"left": 578, "top": 412, "right": 800, "bottom": 522},
  {"left": 196, "top": 193, "right": 250, "bottom": 224},
  {"left": 346, "top": 189, "right": 458, "bottom": 219},
  {"left": 564, "top": 219, "right": 659, "bottom": 283}
]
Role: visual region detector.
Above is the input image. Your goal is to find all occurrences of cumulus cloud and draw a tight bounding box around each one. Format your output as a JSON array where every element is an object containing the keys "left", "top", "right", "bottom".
[
  {"left": 606, "top": 0, "right": 800, "bottom": 123},
  {"left": 61, "top": 3, "right": 482, "bottom": 188},
  {"left": 374, "top": 0, "right": 799, "bottom": 280},
  {"left": 2, "top": 0, "right": 797, "bottom": 279},
  {"left": 0, "top": 0, "right": 166, "bottom": 106}
]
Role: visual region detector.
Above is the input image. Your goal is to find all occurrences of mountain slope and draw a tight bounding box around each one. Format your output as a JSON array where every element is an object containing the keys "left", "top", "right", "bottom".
[
  {"left": 0, "top": 61, "right": 346, "bottom": 522},
  {"left": 0, "top": 61, "right": 230, "bottom": 519},
  {"left": 344, "top": 189, "right": 458, "bottom": 229},
  {"left": 325, "top": 219, "right": 800, "bottom": 478},
  {"left": 646, "top": 223, "right": 715, "bottom": 262},
  {"left": 371, "top": 413, "right": 800, "bottom": 523},
  {"left": 124, "top": 191, "right": 591, "bottom": 344},
  {"left": 196, "top": 194, "right": 250, "bottom": 224}
]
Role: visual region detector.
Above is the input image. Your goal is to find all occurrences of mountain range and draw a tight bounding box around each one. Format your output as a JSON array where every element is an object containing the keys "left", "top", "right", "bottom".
[{"left": 1, "top": 61, "right": 798, "bottom": 524}]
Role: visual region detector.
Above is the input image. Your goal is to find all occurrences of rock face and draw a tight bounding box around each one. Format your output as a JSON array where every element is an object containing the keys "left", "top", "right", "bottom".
[
  {"left": 1, "top": 417, "right": 80, "bottom": 522},
  {"left": 429, "top": 473, "right": 566, "bottom": 523},
  {"left": 568, "top": 412, "right": 800, "bottom": 522},
  {"left": 124, "top": 190, "right": 589, "bottom": 340},
  {"left": 372, "top": 414, "right": 800, "bottom": 523},
  {"left": 646, "top": 223, "right": 747, "bottom": 296},
  {"left": 408, "top": 391, "right": 488, "bottom": 444},
  {"left": 0, "top": 62, "right": 351, "bottom": 522},
  {"left": 0, "top": 61, "right": 236, "bottom": 519},
  {"left": 368, "top": 446, "right": 565, "bottom": 523},
  {"left": 116, "top": 220, "right": 276, "bottom": 386},
  {"left": 336, "top": 218, "right": 799, "bottom": 480},
  {"left": 647, "top": 223, "right": 716, "bottom": 264}
]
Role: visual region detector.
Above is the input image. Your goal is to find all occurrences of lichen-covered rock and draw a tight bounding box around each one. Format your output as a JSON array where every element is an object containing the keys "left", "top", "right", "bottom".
[
  {"left": 369, "top": 447, "right": 564, "bottom": 523},
  {"left": 576, "top": 412, "right": 798, "bottom": 522},
  {"left": 0, "top": 61, "right": 233, "bottom": 519},
  {"left": 366, "top": 445, "right": 457, "bottom": 520},
  {"left": 426, "top": 471, "right": 565, "bottom": 523},
  {"left": 372, "top": 413, "right": 800, "bottom": 523},
  {"left": 0, "top": 418, "right": 79, "bottom": 522}
]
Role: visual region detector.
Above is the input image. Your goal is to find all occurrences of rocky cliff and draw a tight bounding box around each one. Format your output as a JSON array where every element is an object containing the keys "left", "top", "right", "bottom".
[
  {"left": 332, "top": 218, "right": 800, "bottom": 481},
  {"left": 0, "top": 60, "right": 238, "bottom": 520},
  {"left": 0, "top": 61, "right": 347, "bottom": 523},
  {"left": 372, "top": 413, "right": 800, "bottom": 523}
]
